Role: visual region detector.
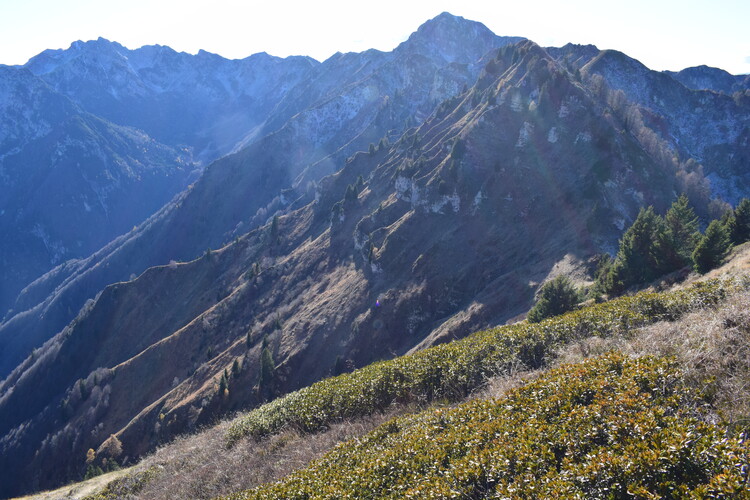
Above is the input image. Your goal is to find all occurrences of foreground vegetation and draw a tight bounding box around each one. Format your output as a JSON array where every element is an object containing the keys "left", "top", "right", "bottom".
[
  {"left": 229, "top": 353, "right": 749, "bottom": 499},
  {"left": 67, "top": 272, "right": 750, "bottom": 500},
  {"left": 226, "top": 277, "right": 746, "bottom": 445}
]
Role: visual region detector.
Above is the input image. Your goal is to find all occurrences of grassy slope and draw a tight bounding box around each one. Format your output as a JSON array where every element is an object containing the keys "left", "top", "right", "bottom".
[
  {"left": 28, "top": 254, "right": 750, "bottom": 499},
  {"left": 232, "top": 353, "right": 749, "bottom": 499}
]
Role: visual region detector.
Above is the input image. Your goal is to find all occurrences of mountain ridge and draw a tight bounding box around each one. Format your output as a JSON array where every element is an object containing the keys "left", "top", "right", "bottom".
[{"left": 1, "top": 12, "right": 749, "bottom": 498}]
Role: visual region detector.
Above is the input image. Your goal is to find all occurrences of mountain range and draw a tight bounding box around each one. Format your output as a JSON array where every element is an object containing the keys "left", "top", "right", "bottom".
[{"left": 0, "top": 12, "right": 748, "bottom": 498}]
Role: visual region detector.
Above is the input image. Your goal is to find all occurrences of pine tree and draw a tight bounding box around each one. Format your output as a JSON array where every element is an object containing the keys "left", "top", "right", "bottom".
[
  {"left": 258, "top": 336, "right": 276, "bottom": 401},
  {"left": 731, "top": 198, "right": 750, "bottom": 244},
  {"left": 344, "top": 184, "right": 358, "bottom": 203},
  {"left": 527, "top": 275, "right": 580, "bottom": 323},
  {"left": 693, "top": 220, "right": 730, "bottom": 273},
  {"left": 219, "top": 370, "right": 229, "bottom": 397},
  {"left": 604, "top": 207, "right": 669, "bottom": 294},
  {"left": 269, "top": 215, "right": 280, "bottom": 244},
  {"left": 663, "top": 194, "right": 700, "bottom": 271}
]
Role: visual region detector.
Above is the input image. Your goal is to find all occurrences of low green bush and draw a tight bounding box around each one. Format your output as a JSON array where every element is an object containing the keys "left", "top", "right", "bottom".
[
  {"left": 229, "top": 353, "right": 750, "bottom": 499},
  {"left": 225, "top": 277, "right": 749, "bottom": 446}
]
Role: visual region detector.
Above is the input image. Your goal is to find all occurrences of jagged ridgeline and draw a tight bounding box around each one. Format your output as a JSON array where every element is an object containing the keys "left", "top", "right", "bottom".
[{"left": 1, "top": 12, "right": 749, "bottom": 498}]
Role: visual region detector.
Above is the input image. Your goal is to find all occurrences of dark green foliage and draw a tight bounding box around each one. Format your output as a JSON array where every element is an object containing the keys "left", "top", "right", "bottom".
[
  {"left": 84, "top": 465, "right": 105, "bottom": 480},
  {"left": 226, "top": 278, "right": 744, "bottom": 445},
  {"left": 246, "top": 331, "right": 252, "bottom": 350},
  {"left": 232, "top": 358, "right": 241, "bottom": 377},
  {"left": 344, "top": 184, "right": 358, "bottom": 203},
  {"left": 269, "top": 215, "right": 279, "bottom": 244},
  {"left": 219, "top": 370, "right": 229, "bottom": 396},
  {"left": 231, "top": 354, "right": 750, "bottom": 499},
  {"left": 731, "top": 198, "right": 750, "bottom": 244},
  {"left": 693, "top": 220, "right": 731, "bottom": 273},
  {"left": 368, "top": 143, "right": 376, "bottom": 155},
  {"left": 602, "top": 207, "right": 669, "bottom": 294},
  {"left": 258, "top": 336, "right": 276, "bottom": 401},
  {"left": 663, "top": 194, "right": 700, "bottom": 270},
  {"left": 527, "top": 276, "right": 580, "bottom": 323}
]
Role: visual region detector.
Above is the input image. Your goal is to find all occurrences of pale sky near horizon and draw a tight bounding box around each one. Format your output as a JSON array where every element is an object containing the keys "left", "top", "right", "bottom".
[{"left": 0, "top": 0, "right": 748, "bottom": 75}]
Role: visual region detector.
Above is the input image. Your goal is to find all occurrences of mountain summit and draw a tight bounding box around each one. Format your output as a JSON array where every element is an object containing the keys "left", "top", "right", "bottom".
[{"left": 397, "top": 12, "right": 524, "bottom": 64}]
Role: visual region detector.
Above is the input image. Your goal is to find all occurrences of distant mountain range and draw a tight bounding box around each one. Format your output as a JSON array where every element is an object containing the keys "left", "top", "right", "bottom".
[{"left": 0, "top": 12, "right": 748, "bottom": 498}]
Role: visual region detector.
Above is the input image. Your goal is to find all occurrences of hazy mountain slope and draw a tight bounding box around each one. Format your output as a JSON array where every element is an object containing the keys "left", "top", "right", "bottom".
[
  {"left": 0, "top": 65, "right": 195, "bottom": 316},
  {"left": 0, "top": 13, "right": 523, "bottom": 381},
  {"left": 25, "top": 40, "right": 318, "bottom": 162},
  {"left": 0, "top": 39, "right": 698, "bottom": 497},
  {"left": 665, "top": 65, "right": 750, "bottom": 94},
  {"left": 549, "top": 44, "right": 750, "bottom": 203}
]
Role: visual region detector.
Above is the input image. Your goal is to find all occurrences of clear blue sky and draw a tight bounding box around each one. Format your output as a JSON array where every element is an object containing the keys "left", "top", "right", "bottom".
[{"left": 0, "top": 0, "right": 748, "bottom": 74}]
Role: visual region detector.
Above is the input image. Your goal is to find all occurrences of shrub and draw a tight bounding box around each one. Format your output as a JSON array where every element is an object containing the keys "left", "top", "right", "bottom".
[
  {"left": 225, "top": 277, "right": 748, "bottom": 446},
  {"left": 527, "top": 275, "right": 580, "bottom": 323},
  {"left": 229, "top": 353, "right": 750, "bottom": 499}
]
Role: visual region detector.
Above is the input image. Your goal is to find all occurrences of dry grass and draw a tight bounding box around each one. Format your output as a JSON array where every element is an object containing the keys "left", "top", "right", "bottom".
[
  {"left": 50, "top": 262, "right": 750, "bottom": 498},
  {"left": 82, "top": 407, "right": 412, "bottom": 500},
  {"left": 553, "top": 289, "right": 750, "bottom": 429},
  {"left": 13, "top": 469, "right": 132, "bottom": 500}
]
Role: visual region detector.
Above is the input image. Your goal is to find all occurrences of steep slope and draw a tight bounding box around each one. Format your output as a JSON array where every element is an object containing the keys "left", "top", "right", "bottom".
[
  {"left": 0, "top": 39, "right": 700, "bottom": 497},
  {"left": 25, "top": 39, "right": 318, "bottom": 162},
  {"left": 0, "top": 65, "right": 195, "bottom": 315},
  {"left": 549, "top": 44, "right": 750, "bottom": 204},
  {"left": 0, "top": 13, "right": 523, "bottom": 380}
]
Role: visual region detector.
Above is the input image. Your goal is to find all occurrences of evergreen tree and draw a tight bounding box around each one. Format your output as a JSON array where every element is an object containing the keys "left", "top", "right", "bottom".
[
  {"left": 219, "top": 370, "right": 229, "bottom": 397},
  {"left": 344, "top": 184, "right": 358, "bottom": 203},
  {"left": 692, "top": 220, "right": 730, "bottom": 273},
  {"left": 604, "top": 207, "right": 669, "bottom": 294},
  {"left": 527, "top": 276, "right": 580, "bottom": 323},
  {"left": 662, "top": 194, "right": 700, "bottom": 270},
  {"left": 269, "top": 215, "right": 280, "bottom": 244},
  {"left": 258, "top": 336, "right": 276, "bottom": 401},
  {"left": 731, "top": 198, "right": 750, "bottom": 244}
]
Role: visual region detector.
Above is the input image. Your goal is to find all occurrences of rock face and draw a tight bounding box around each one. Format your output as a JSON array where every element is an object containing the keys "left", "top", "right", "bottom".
[
  {"left": 0, "top": 13, "right": 748, "bottom": 498},
  {"left": 549, "top": 45, "right": 750, "bottom": 204},
  {"left": 24, "top": 39, "right": 318, "bottom": 162},
  {"left": 0, "top": 65, "right": 196, "bottom": 312}
]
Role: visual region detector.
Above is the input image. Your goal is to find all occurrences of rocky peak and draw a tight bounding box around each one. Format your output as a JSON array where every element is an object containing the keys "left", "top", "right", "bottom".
[{"left": 396, "top": 12, "right": 524, "bottom": 65}]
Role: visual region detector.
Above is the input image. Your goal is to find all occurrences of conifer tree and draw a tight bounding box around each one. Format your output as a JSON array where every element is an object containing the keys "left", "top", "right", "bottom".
[
  {"left": 731, "top": 198, "right": 750, "bottom": 244},
  {"left": 692, "top": 220, "right": 730, "bottom": 273},
  {"left": 604, "top": 207, "right": 669, "bottom": 294},
  {"left": 663, "top": 194, "right": 700, "bottom": 270},
  {"left": 258, "top": 336, "right": 276, "bottom": 401}
]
